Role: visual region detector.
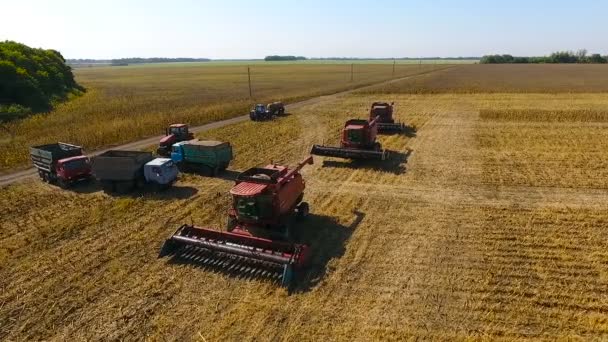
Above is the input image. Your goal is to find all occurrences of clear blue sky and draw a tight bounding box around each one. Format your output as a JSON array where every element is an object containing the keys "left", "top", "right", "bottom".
[{"left": 1, "top": 0, "right": 606, "bottom": 59}]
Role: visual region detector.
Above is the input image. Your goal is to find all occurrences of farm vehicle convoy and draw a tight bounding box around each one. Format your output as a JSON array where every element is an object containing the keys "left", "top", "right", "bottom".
[
  {"left": 249, "top": 102, "right": 285, "bottom": 121},
  {"left": 29, "top": 100, "right": 403, "bottom": 287}
]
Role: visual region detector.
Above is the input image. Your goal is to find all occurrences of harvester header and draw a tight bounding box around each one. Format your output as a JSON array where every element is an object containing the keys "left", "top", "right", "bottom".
[{"left": 311, "top": 117, "right": 388, "bottom": 160}]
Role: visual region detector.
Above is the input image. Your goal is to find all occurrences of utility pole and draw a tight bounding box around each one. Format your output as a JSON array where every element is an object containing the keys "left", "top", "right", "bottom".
[
  {"left": 392, "top": 59, "right": 396, "bottom": 77},
  {"left": 247, "top": 66, "right": 252, "bottom": 98},
  {"left": 350, "top": 63, "right": 354, "bottom": 82}
]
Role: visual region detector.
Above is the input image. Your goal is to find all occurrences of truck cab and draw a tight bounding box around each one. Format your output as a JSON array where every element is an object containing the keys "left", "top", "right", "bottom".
[
  {"left": 144, "top": 158, "right": 178, "bottom": 187},
  {"left": 56, "top": 156, "right": 92, "bottom": 182}
]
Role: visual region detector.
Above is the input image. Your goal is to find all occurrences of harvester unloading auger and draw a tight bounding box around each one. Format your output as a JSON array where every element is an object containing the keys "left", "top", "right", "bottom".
[
  {"left": 311, "top": 116, "right": 389, "bottom": 160},
  {"left": 159, "top": 156, "right": 314, "bottom": 287}
]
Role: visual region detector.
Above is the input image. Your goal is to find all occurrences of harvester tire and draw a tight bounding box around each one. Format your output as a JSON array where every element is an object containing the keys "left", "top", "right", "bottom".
[
  {"left": 226, "top": 217, "right": 237, "bottom": 231},
  {"left": 58, "top": 179, "right": 68, "bottom": 189}
]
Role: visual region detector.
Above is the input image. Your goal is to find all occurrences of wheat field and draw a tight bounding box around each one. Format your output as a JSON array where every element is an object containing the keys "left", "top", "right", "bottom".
[{"left": 1, "top": 65, "right": 608, "bottom": 340}]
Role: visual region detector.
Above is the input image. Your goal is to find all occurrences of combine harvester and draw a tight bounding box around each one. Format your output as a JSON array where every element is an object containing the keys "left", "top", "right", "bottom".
[
  {"left": 311, "top": 117, "right": 389, "bottom": 160},
  {"left": 159, "top": 156, "right": 314, "bottom": 287},
  {"left": 369, "top": 102, "right": 406, "bottom": 133}
]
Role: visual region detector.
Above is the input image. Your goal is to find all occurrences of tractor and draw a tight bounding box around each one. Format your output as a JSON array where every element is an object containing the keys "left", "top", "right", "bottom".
[
  {"left": 249, "top": 104, "right": 273, "bottom": 121},
  {"left": 159, "top": 156, "right": 314, "bottom": 287},
  {"left": 311, "top": 117, "right": 388, "bottom": 160},
  {"left": 369, "top": 102, "right": 406, "bottom": 133},
  {"left": 157, "top": 124, "right": 194, "bottom": 156}
]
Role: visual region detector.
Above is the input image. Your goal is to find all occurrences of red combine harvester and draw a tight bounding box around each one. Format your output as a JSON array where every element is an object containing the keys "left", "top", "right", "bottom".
[
  {"left": 311, "top": 117, "right": 388, "bottom": 160},
  {"left": 159, "top": 156, "right": 314, "bottom": 287},
  {"left": 157, "top": 124, "right": 194, "bottom": 156},
  {"left": 369, "top": 102, "right": 406, "bottom": 133}
]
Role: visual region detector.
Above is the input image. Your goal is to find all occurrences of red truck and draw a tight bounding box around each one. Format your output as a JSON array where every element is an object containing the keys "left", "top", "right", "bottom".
[{"left": 30, "top": 142, "right": 92, "bottom": 188}]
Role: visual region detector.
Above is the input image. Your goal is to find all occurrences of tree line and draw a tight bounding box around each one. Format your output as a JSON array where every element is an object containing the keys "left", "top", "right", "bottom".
[
  {"left": 0, "top": 41, "right": 83, "bottom": 122},
  {"left": 109, "top": 57, "right": 211, "bottom": 65},
  {"left": 481, "top": 50, "right": 607, "bottom": 64},
  {"left": 264, "top": 55, "right": 307, "bottom": 61}
]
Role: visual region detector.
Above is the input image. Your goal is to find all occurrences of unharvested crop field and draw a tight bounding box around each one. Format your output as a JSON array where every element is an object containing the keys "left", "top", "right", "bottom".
[
  {"left": 0, "top": 63, "right": 446, "bottom": 171},
  {"left": 1, "top": 65, "right": 608, "bottom": 340},
  {"left": 362, "top": 64, "right": 608, "bottom": 94}
]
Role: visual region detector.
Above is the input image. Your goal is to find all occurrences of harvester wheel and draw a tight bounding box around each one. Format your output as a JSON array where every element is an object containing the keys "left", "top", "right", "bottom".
[
  {"left": 58, "top": 179, "right": 68, "bottom": 189},
  {"left": 296, "top": 202, "right": 310, "bottom": 219}
]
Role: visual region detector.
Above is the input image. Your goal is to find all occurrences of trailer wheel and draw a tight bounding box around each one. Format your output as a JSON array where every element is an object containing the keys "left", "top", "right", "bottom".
[
  {"left": 115, "top": 181, "right": 134, "bottom": 194},
  {"left": 296, "top": 202, "right": 310, "bottom": 219},
  {"left": 57, "top": 179, "right": 68, "bottom": 189},
  {"left": 199, "top": 165, "right": 213, "bottom": 177}
]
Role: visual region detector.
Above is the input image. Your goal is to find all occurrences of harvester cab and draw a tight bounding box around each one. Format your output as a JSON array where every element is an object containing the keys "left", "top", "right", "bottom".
[
  {"left": 157, "top": 124, "right": 194, "bottom": 156},
  {"left": 311, "top": 117, "right": 388, "bottom": 160},
  {"left": 159, "top": 156, "right": 315, "bottom": 287},
  {"left": 370, "top": 102, "right": 406, "bottom": 133}
]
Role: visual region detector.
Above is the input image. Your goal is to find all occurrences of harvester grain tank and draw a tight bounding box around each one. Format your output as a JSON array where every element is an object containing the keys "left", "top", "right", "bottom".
[
  {"left": 159, "top": 156, "right": 314, "bottom": 287},
  {"left": 369, "top": 102, "right": 406, "bottom": 133},
  {"left": 92, "top": 150, "right": 178, "bottom": 193},
  {"left": 157, "top": 124, "right": 194, "bottom": 156},
  {"left": 171, "top": 139, "right": 233, "bottom": 176},
  {"left": 311, "top": 117, "right": 388, "bottom": 160},
  {"left": 30, "top": 142, "right": 92, "bottom": 188}
]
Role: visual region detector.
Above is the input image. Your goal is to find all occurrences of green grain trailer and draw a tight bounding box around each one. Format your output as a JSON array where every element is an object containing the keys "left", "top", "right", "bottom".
[{"left": 171, "top": 139, "right": 233, "bottom": 176}]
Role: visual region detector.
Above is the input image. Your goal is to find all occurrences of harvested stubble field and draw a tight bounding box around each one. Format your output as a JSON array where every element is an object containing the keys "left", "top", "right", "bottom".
[
  {"left": 0, "top": 63, "right": 445, "bottom": 171},
  {"left": 361, "top": 64, "right": 608, "bottom": 94},
  {"left": 1, "top": 65, "right": 608, "bottom": 340}
]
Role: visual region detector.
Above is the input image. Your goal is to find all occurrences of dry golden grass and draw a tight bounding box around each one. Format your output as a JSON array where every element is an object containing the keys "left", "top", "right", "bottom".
[
  {"left": 0, "top": 63, "right": 445, "bottom": 171},
  {"left": 1, "top": 91, "right": 607, "bottom": 340},
  {"left": 360, "top": 64, "right": 608, "bottom": 94}
]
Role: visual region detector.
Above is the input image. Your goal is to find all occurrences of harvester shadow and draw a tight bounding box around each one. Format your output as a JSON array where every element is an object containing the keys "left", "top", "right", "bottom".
[
  {"left": 291, "top": 211, "right": 365, "bottom": 293},
  {"left": 321, "top": 149, "right": 412, "bottom": 175},
  {"left": 102, "top": 185, "right": 199, "bottom": 199},
  {"left": 147, "top": 186, "right": 199, "bottom": 200},
  {"left": 379, "top": 125, "right": 417, "bottom": 138}
]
